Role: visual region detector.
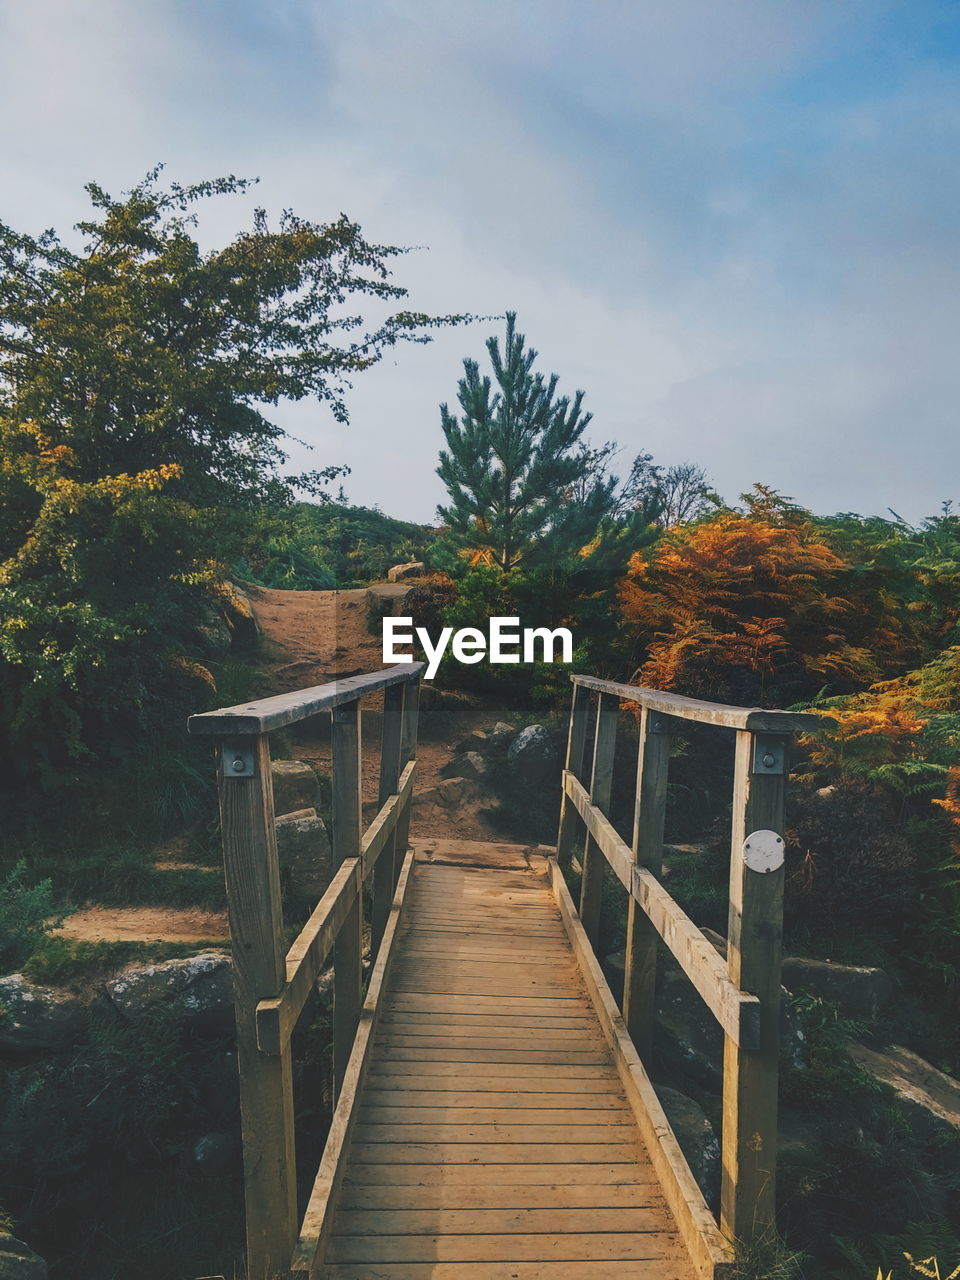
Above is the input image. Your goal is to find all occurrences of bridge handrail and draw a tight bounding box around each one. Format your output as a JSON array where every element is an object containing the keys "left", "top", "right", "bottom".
[
  {"left": 570, "top": 672, "right": 819, "bottom": 733},
  {"left": 188, "top": 663, "right": 423, "bottom": 1280},
  {"left": 188, "top": 662, "right": 425, "bottom": 734},
  {"left": 558, "top": 672, "right": 805, "bottom": 1254}
]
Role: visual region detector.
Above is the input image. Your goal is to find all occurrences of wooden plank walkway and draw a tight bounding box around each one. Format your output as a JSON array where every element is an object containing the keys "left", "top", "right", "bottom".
[{"left": 321, "top": 839, "right": 697, "bottom": 1279}]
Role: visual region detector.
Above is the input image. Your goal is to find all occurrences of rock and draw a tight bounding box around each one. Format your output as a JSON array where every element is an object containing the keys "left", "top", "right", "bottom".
[
  {"left": 656, "top": 967, "right": 806, "bottom": 1088},
  {"left": 0, "top": 1236, "right": 47, "bottom": 1280},
  {"left": 439, "top": 752, "right": 488, "bottom": 783},
  {"left": 271, "top": 760, "right": 321, "bottom": 816},
  {"left": 191, "top": 1130, "right": 239, "bottom": 1172},
  {"left": 847, "top": 1042, "right": 960, "bottom": 1137},
  {"left": 491, "top": 722, "right": 514, "bottom": 742},
  {"left": 0, "top": 975, "right": 86, "bottom": 1051},
  {"left": 656, "top": 969, "right": 725, "bottom": 1089},
  {"left": 415, "top": 778, "right": 477, "bottom": 811},
  {"left": 506, "top": 725, "right": 559, "bottom": 783},
  {"left": 387, "top": 562, "right": 425, "bottom": 582},
  {"left": 104, "top": 952, "right": 232, "bottom": 1033},
  {"left": 781, "top": 957, "right": 893, "bottom": 1019},
  {"left": 657, "top": 1087, "right": 721, "bottom": 1206},
  {"left": 275, "top": 808, "right": 332, "bottom": 905},
  {"left": 455, "top": 730, "right": 491, "bottom": 754}
]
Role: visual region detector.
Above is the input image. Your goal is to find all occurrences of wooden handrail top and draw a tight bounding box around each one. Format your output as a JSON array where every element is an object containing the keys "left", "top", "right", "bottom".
[
  {"left": 570, "top": 673, "right": 819, "bottom": 734},
  {"left": 187, "top": 663, "right": 425, "bottom": 735}
]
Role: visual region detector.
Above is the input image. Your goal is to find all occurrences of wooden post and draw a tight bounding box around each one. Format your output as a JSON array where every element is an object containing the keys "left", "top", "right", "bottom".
[
  {"left": 372, "top": 682, "right": 404, "bottom": 955},
  {"left": 720, "top": 730, "right": 788, "bottom": 1247},
  {"left": 332, "top": 698, "right": 363, "bottom": 1102},
  {"left": 393, "top": 677, "right": 420, "bottom": 884},
  {"left": 556, "top": 683, "right": 591, "bottom": 868},
  {"left": 579, "top": 691, "right": 619, "bottom": 948},
  {"left": 623, "top": 708, "right": 670, "bottom": 1054},
  {"left": 217, "top": 732, "right": 297, "bottom": 1280}
]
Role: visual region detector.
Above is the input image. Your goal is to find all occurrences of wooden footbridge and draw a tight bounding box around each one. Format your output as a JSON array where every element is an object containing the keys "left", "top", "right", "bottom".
[{"left": 189, "top": 666, "right": 815, "bottom": 1279}]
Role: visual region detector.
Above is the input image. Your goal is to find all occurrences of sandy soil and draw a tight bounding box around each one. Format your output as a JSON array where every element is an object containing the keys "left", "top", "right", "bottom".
[{"left": 56, "top": 906, "right": 230, "bottom": 943}]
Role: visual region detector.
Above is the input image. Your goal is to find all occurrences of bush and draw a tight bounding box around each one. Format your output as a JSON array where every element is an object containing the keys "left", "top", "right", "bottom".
[{"left": 0, "top": 862, "right": 59, "bottom": 973}]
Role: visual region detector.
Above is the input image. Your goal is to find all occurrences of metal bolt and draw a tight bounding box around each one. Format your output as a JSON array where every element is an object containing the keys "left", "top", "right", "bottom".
[
  {"left": 762, "top": 753, "right": 776, "bottom": 768},
  {"left": 232, "top": 756, "right": 245, "bottom": 773}
]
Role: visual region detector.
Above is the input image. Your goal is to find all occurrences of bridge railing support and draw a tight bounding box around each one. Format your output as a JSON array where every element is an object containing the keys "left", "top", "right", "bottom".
[
  {"left": 189, "top": 663, "right": 423, "bottom": 1280},
  {"left": 559, "top": 674, "right": 817, "bottom": 1260}
]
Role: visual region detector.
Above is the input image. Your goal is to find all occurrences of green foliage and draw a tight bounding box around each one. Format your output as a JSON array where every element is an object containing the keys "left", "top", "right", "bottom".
[
  {"left": 238, "top": 501, "right": 435, "bottom": 589},
  {"left": 0, "top": 861, "right": 60, "bottom": 973},
  {"left": 21, "top": 937, "right": 223, "bottom": 987},
  {"left": 437, "top": 312, "right": 651, "bottom": 573},
  {"left": 0, "top": 169, "right": 468, "bottom": 784}
]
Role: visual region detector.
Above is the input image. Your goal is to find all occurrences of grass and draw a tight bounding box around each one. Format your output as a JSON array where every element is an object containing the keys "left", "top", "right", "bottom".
[{"left": 22, "top": 937, "right": 227, "bottom": 987}]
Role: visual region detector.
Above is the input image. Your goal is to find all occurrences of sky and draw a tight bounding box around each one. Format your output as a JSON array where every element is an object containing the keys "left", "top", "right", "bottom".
[{"left": 2, "top": 0, "right": 959, "bottom": 524}]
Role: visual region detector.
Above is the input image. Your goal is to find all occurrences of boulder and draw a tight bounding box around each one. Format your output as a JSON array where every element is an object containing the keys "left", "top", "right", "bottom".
[
  {"left": 191, "top": 613, "right": 232, "bottom": 659},
  {"left": 0, "top": 1236, "right": 47, "bottom": 1280},
  {"left": 387, "top": 562, "right": 425, "bottom": 583},
  {"left": 657, "top": 1086, "right": 721, "bottom": 1206},
  {"left": 656, "top": 967, "right": 806, "bottom": 1088},
  {"left": 781, "top": 956, "right": 893, "bottom": 1019},
  {"left": 847, "top": 1043, "right": 960, "bottom": 1138},
  {"left": 275, "top": 808, "right": 332, "bottom": 905},
  {"left": 455, "top": 730, "right": 492, "bottom": 754},
  {"left": 506, "top": 725, "right": 559, "bottom": 783},
  {"left": 271, "top": 760, "right": 321, "bottom": 816},
  {"left": 415, "top": 778, "right": 477, "bottom": 811},
  {"left": 104, "top": 952, "right": 232, "bottom": 1033},
  {"left": 0, "top": 975, "right": 86, "bottom": 1051},
  {"left": 439, "top": 752, "right": 488, "bottom": 783}
]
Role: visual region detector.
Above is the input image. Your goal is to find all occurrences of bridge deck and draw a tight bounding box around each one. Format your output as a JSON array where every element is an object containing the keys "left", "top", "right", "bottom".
[{"left": 321, "top": 839, "right": 697, "bottom": 1279}]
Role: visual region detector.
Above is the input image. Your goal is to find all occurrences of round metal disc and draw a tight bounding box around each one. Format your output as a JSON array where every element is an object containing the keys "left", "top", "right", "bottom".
[{"left": 741, "top": 829, "right": 785, "bottom": 873}]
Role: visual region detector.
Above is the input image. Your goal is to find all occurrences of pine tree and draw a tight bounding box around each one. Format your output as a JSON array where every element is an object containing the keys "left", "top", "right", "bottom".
[{"left": 436, "top": 313, "right": 613, "bottom": 570}]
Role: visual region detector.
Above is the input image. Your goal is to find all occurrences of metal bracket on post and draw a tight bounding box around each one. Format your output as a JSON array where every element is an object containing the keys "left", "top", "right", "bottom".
[
  {"left": 647, "top": 711, "right": 667, "bottom": 734},
  {"left": 221, "top": 739, "right": 255, "bottom": 779},
  {"left": 333, "top": 704, "right": 356, "bottom": 725},
  {"left": 752, "top": 734, "right": 785, "bottom": 775}
]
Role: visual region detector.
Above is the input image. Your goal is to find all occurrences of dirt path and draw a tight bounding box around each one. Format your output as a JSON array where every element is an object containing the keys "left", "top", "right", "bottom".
[{"left": 61, "top": 583, "right": 510, "bottom": 943}]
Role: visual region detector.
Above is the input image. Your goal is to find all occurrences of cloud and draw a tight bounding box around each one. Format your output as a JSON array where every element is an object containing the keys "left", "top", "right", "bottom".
[{"left": 0, "top": 0, "right": 957, "bottom": 521}]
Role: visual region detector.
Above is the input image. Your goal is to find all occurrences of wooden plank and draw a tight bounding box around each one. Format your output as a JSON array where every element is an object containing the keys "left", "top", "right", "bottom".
[
  {"left": 216, "top": 731, "right": 298, "bottom": 1280},
  {"left": 362, "top": 1090, "right": 629, "bottom": 1109},
  {"left": 550, "top": 857, "right": 734, "bottom": 1278},
  {"left": 380, "top": 1013, "right": 595, "bottom": 1030},
  {"left": 367, "top": 1061, "right": 617, "bottom": 1081},
  {"left": 347, "top": 1143, "right": 646, "bottom": 1166},
  {"left": 289, "top": 849, "right": 415, "bottom": 1277},
  {"left": 328, "top": 1233, "right": 685, "bottom": 1263},
  {"left": 342, "top": 1162, "right": 653, "bottom": 1186},
  {"left": 624, "top": 707, "right": 670, "bottom": 1054},
  {"left": 256, "top": 858, "right": 361, "bottom": 1055},
  {"left": 570, "top": 673, "right": 819, "bottom": 734},
  {"left": 580, "top": 691, "right": 619, "bottom": 947},
  {"left": 333, "top": 1206, "right": 676, "bottom": 1234},
  {"left": 368, "top": 1048, "right": 613, "bottom": 1064},
  {"left": 720, "top": 731, "right": 786, "bottom": 1248},
  {"left": 188, "top": 662, "right": 425, "bottom": 734},
  {"left": 338, "top": 1183, "right": 661, "bottom": 1209},
  {"left": 556, "top": 682, "right": 591, "bottom": 868},
  {"left": 332, "top": 699, "right": 363, "bottom": 1102},
  {"left": 386, "top": 994, "right": 590, "bottom": 1015},
  {"left": 325, "top": 1261, "right": 692, "bottom": 1280},
  {"left": 565, "top": 771, "right": 760, "bottom": 1049},
  {"left": 357, "top": 1107, "right": 633, "bottom": 1125},
  {"left": 378, "top": 1026, "right": 598, "bottom": 1044},
  {"left": 352, "top": 1122, "right": 637, "bottom": 1144}
]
